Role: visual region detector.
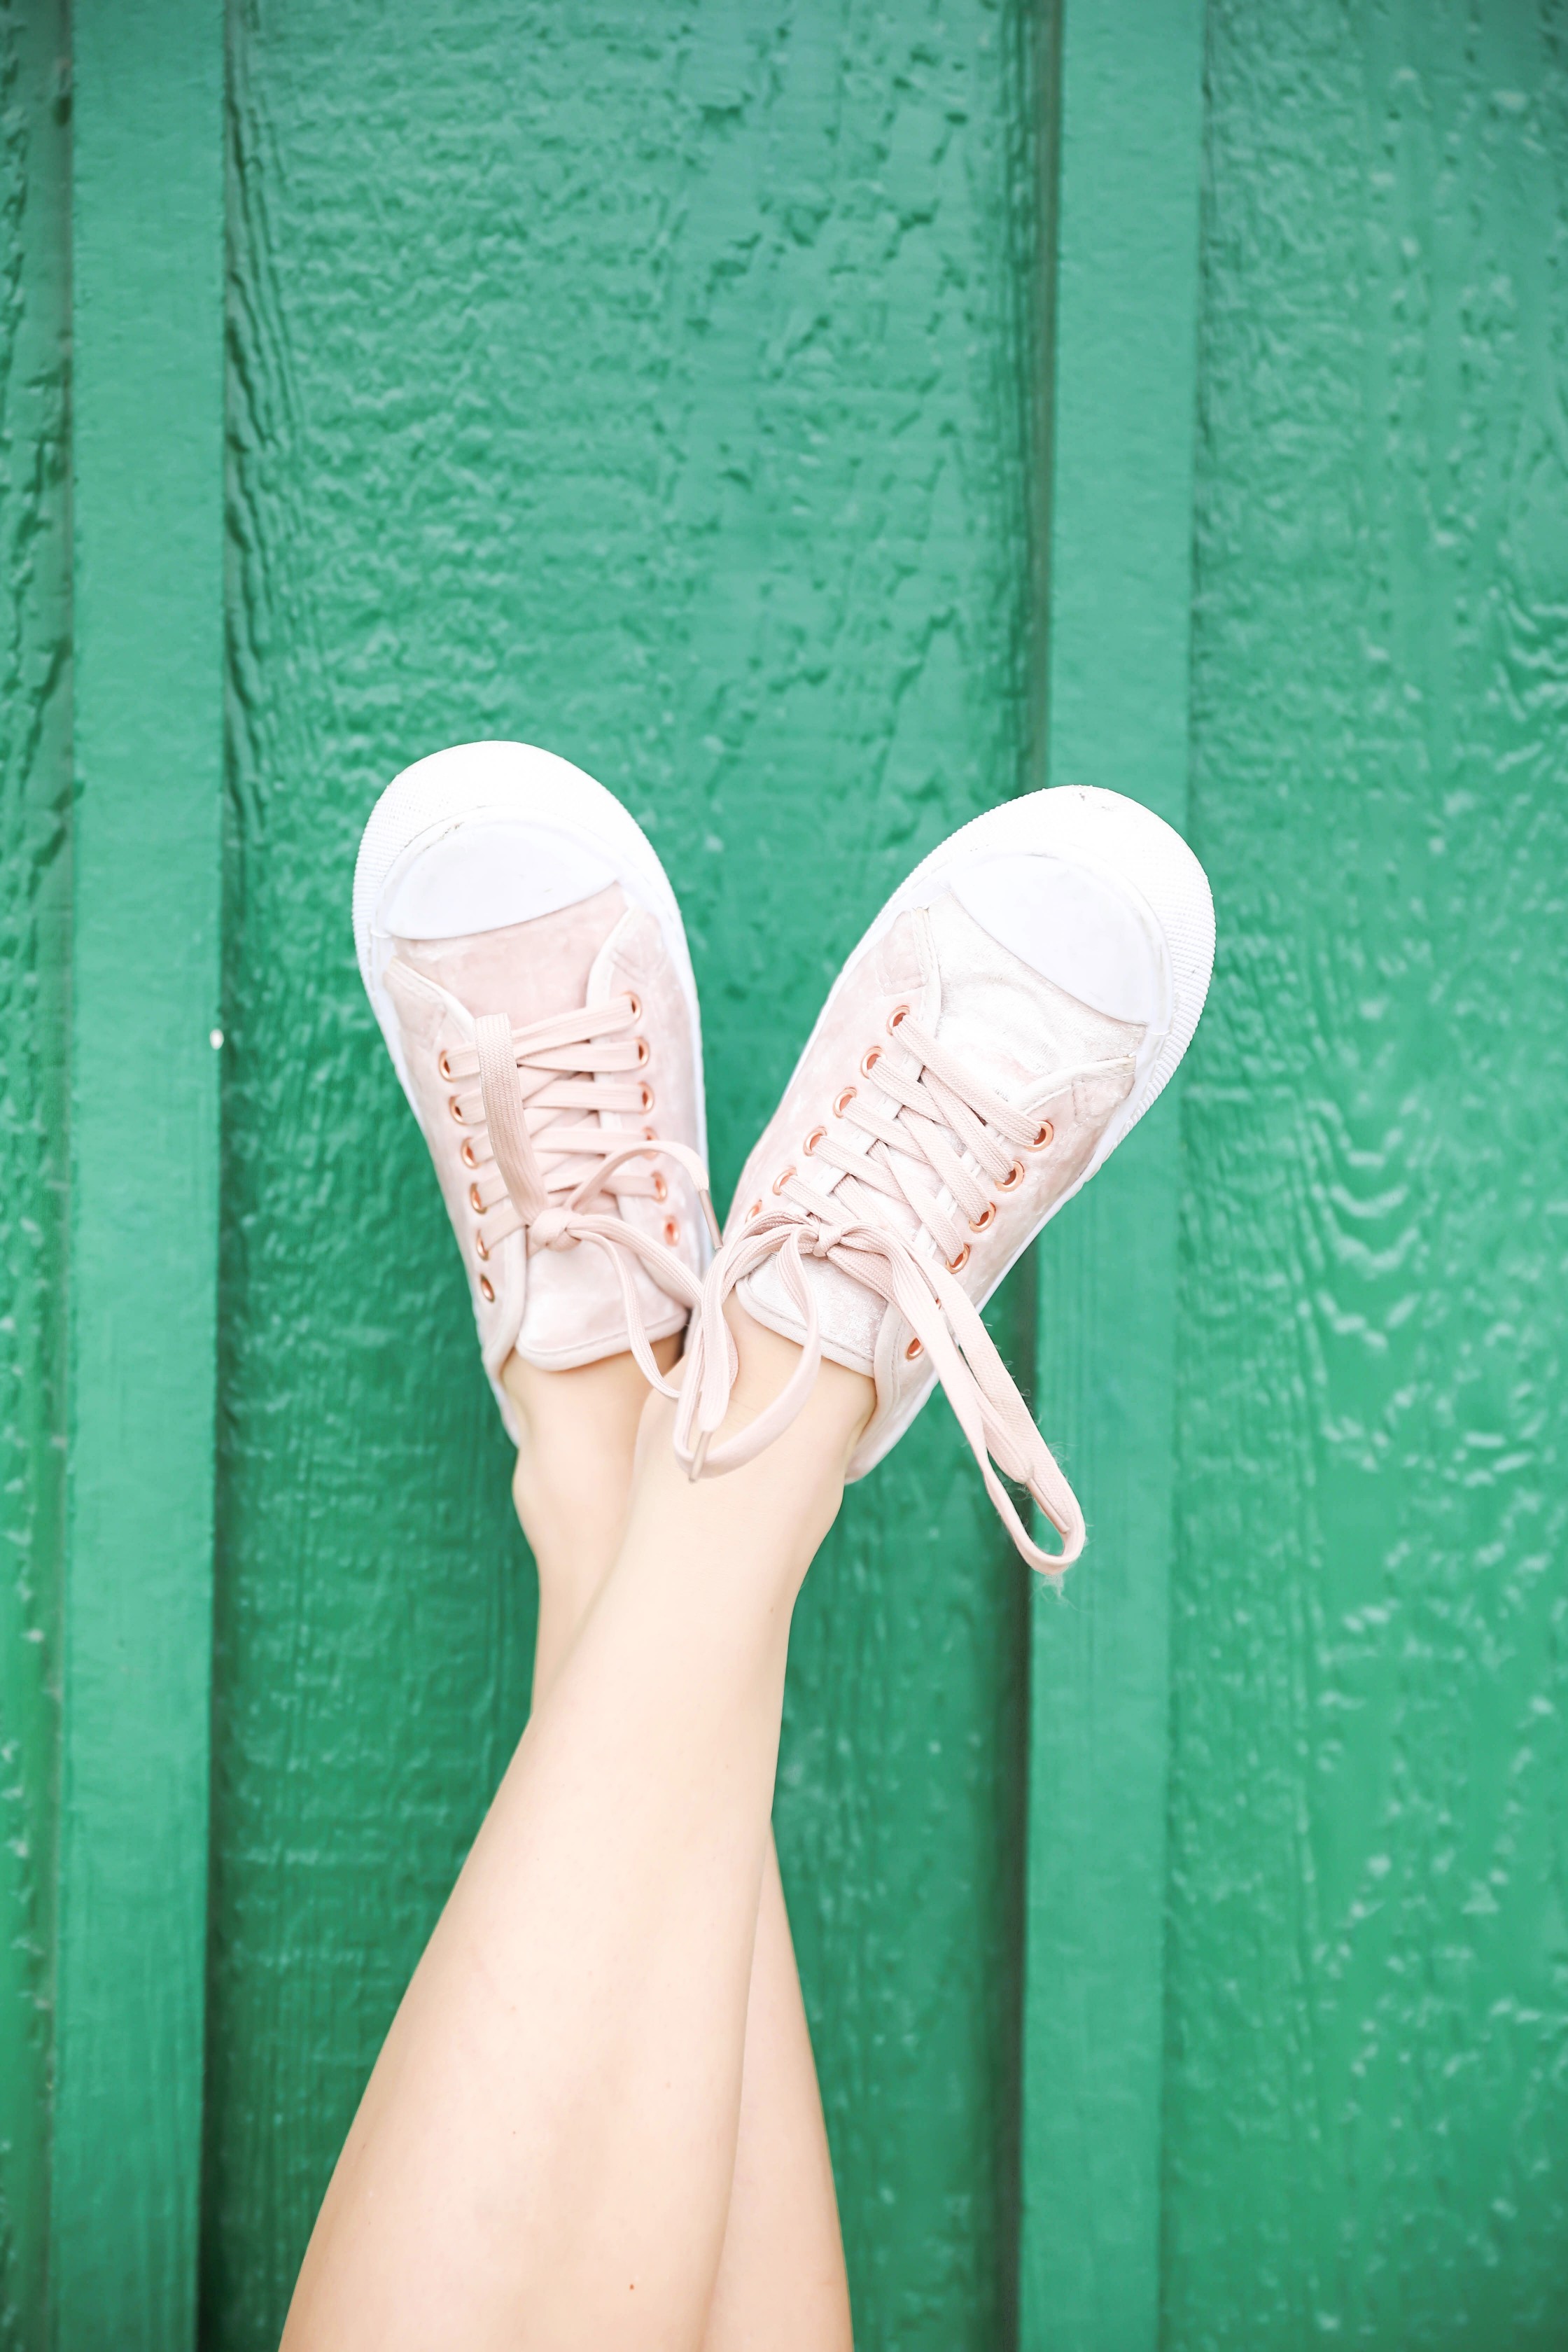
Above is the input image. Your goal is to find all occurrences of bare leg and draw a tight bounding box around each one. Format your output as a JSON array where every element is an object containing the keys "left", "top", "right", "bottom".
[
  {"left": 510, "top": 1343, "right": 852, "bottom": 2349},
  {"left": 283, "top": 1317, "right": 870, "bottom": 2351},
  {"left": 700, "top": 1839, "right": 848, "bottom": 2352}
]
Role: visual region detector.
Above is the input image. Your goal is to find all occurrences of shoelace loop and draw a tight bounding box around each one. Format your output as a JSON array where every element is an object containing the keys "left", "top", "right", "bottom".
[
  {"left": 441, "top": 990, "right": 718, "bottom": 1392},
  {"left": 676, "top": 1007, "right": 1088, "bottom": 1576}
]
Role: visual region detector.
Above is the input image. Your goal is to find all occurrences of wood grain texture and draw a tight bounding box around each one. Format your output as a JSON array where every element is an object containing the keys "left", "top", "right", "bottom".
[
  {"left": 1168, "top": 0, "right": 1568, "bottom": 2342},
  {"left": 0, "top": 4, "right": 68, "bottom": 2342},
  {"left": 1020, "top": 0, "right": 1204, "bottom": 2343},
  {"left": 57, "top": 3, "right": 225, "bottom": 2343},
  {"left": 204, "top": 6, "right": 1040, "bottom": 2344}
]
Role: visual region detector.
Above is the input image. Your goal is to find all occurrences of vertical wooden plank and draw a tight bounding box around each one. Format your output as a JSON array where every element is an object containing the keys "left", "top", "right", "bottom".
[
  {"left": 1019, "top": 1, "right": 1205, "bottom": 2345},
  {"left": 1166, "top": 1, "right": 1568, "bottom": 2342},
  {"left": 0, "top": 1, "right": 71, "bottom": 2339},
  {"left": 205, "top": 5, "right": 1037, "bottom": 2346},
  {"left": 54, "top": 4, "right": 225, "bottom": 2345}
]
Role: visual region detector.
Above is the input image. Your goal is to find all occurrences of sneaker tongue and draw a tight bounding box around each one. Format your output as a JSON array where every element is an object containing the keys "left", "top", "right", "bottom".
[{"left": 396, "top": 883, "right": 627, "bottom": 1032}]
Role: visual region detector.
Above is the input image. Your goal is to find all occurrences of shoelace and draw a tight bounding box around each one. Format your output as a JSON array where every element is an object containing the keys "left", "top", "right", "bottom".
[
  {"left": 440, "top": 989, "right": 718, "bottom": 1388},
  {"left": 673, "top": 1004, "right": 1091, "bottom": 1576}
]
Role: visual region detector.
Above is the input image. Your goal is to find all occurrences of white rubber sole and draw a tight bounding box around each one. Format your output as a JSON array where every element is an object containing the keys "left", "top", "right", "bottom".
[
  {"left": 783, "top": 785, "right": 1215, "bottom": 1478},
  {"left": 352, "top": 741, "right": 708, "bottom": 1177}
]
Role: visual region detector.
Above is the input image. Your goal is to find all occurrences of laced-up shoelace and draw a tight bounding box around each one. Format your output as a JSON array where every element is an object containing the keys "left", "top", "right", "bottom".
[
  {"left": 673, "top": 1002, "right": 1091, "bottom": 1576},
  {"left": 438, "top": 988, "right": 718, "bottom": 1387}
]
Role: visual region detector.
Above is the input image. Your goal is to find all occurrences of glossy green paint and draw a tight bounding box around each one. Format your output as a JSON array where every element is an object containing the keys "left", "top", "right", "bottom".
[
  {"left": 57, "top": 3, "right": 225, "bottom": 2344},
  {"left": 1166, "top": 1, "right": 1568, "bottom": 2343},
  {"left": 204, "top": 6, "right": 1039, "bottom": 2345},
  {"left": 1020, "top": 0, "right": 1204, "bottom": 2343},
  {"left": 0, "top": 3, "right": 68, "bottom": 2339},
  {"left": 0, "top": 1, "right": 1560, "bottom": 2344}
]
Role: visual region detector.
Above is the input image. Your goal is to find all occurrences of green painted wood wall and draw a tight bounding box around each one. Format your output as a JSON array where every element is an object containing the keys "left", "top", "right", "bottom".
[
  {"left": 0, "top": 1, "right": 1564, "bottom": 2346},
  {"left": 1168, "top": 2, "right": 1568, "bottom": 2338},
  {"left": 0, "top": 6, "right": 67, "bottom": 2341}
]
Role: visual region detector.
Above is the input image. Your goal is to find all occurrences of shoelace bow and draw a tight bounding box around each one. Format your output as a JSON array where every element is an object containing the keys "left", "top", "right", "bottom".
[
  {"left": 441, "top": 990, "right": 718, "bottom": 1390},
  {"left": 673, "top": 1004, "right": 1088, "bottom": 1576}
]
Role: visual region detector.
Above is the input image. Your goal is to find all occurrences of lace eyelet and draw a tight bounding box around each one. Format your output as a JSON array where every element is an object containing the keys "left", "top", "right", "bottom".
[
  {"left": 644, "top": 1126, "right": 657, "bottom": 1143},
  {"left": 663, "top": 1217, "right": 680, "bottom": 1246},
  {"left": 1030, "top": 1120, "right": 1054, "bottom": 1149},
  {"left": 475, "top": 1229, "right": 490, "bottom": 1263},
  {"left": 946, "top": 1244, "right": 970, "bottom": 1274},
  {"left": 468, "top": 1182, "right": 486, "bottom": 1215},
  {"left": 652, "top": 1171, "right": 668, "bottom": 1203},
  {"left": 771, "top": 1166, "right": 796, "bottom": 1195},
  {"left": 634, "top": 1038, "right": 650, "bottom": 1068},
  {"left": 905, "top": 1337, "right": 923, "bottom": 1361},
  {"left": 460, "top": 1138, "right": 479, "bottom": 1170},
  {"left": 448, "top": 1096, "right": 466, "bottom": 1125},
  {"left": 639, "top": 1082, "right": 655, "bottom": 1112},
  {"left": 625, "top": 991, "right": 642, "bottom": 1021},
  {"left": 969, "top": 1203, "right": 996, "bottom": 1233},
  {"left": 478, "top": 1275, "right": 496, "bottom": 1303},
  {"left": 746, "top": 1198, "right": 763, "bottom": 1221},
  {"left": 804, "top": 1126, "right": 826, "bottom": 1156},
  {"left": 437, "top": 1049, "right": 454, "bottom": 1082},
  {"left": 834, "top": 1086, "right": 857, "bottom": 1117},
  {"left": 860, "top": 1046, "right": 882, "bottom": 1079},
  {"left": 1000, "top": 1161, "right": 1025, "bottom": 1191},
  {"left": 887, "top": 1004, "right": 910, "bottom": 1034}
]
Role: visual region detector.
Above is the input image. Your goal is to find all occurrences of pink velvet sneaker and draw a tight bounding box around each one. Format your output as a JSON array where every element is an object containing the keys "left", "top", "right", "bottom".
[
  {"left": 354, "top": 741, "right": 715, "bottom": 1436},
  {"left": 675, "top": 787, "right": 1214, "bottom": 1574}
]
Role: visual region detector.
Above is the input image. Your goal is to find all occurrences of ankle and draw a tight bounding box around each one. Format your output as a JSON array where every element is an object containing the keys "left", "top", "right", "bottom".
[
  {"left": 625, "top": 1310, "right": 875, "bottom": 1597},
  {"left": 718, "top": 1306, "right": 875, "bottom": 1475},
  {"left": 503, "top": 1336, "right": 682, "bottom": 1589}
]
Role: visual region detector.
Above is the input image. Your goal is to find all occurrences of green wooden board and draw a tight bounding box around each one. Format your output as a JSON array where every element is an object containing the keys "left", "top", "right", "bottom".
[
  {"left": 0, "top": 3, "right": 1560, "bottom": 2344},
  {"left": 203, "top": 6, "right": 1041, "bottom": 2344},
  {"left": 55, "top": 3, "right": 225, "bottom": 2344},
  {"left": 1165, "top": 1, "right": 1568, "bottom": 2342},
  {"left": 1020, "top": 0, "right": 1205, "bottom": 2344},
  {"left": 0, "top": 4, "right": 69, "bottom": 2341}
]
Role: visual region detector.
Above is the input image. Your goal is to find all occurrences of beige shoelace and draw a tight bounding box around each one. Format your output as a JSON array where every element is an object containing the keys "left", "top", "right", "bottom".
[
  {"left": 673, "top": 1004, "right": 1089, "bottom": 1575},
  {"left": 440, "top": 989, "right": 717, "bottom": 1385}
]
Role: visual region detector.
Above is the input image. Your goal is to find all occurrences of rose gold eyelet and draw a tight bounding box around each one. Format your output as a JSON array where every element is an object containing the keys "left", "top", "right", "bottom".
[
  {"left": 1030, "top": 1120, "right": 1054, "bottom": 1149},
  {"left": 652, "top": 1171, "right": 668, "bottom": 1203},
  {"left": 625, "top": 991, "right": 642, "bottom": 1021},
  {"left": 478, "top": 1275, "right": 496, "bottom": 1303},
  {"left": 746, "top": 1198, "right": 763, "bottom": 1221},
  {"left": 468, "top": 1182, "right": 486, "bottom": 1215},
  {"left": 887, "top": 1003, "right": 910, "bottom": 1034},
  {"left": 771, "top": 1166, "right": 796, "bottom": 1194},
  {"left": 663, "top": 1217, "right": 680, "bottom": 1246},
  {"left": 905, "top": 1337, "right": 923, "bottom": 1361},
  {"left": 860, "top": 1046, "right": 882, "bottom": 1078},
  {"left": 644, "top": 1126, "right": 657, "bottom": 1143},
  {"left": 803, "top": 1126, "right": 826, "bottom": 1156},
  {"left": 969, "top": 1203, "right": 997, "bottom": 1233},
  {"left": 460, "top": 1138, "right": 479, "bottom": 1170},
  {"left": 639, "top": 1082, "right": 654, "bottom": 1112},
  {"left": 448, "top": 1096, "right": 466, "bottom": 1125},
  {"left": 1000, "top": 1161, "right": 1025, "bottom": 1191},
  {"left": 474, "top": 1229, "right": 490, "bottom": 1263},
  {"left": 946, "top": 1244, "right": 970, "bottom": 1274},
  {"left": 634, "top": 1038, "right": 650, "bottom": 1068},
  {"left": 834, "top": 1086, "right": 857, "bottom": 1117},
  {"left": 437, "top": 1049, "right": 454, "bottom": 1082}
]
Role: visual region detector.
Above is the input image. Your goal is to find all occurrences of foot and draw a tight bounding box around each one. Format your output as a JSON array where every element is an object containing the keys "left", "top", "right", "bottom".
[
  {"left": 354, "top": 740, "right": 716, "bottom": 1435},
  {"left": 676, "top": 786, "right": 1214, "bottom": 1573}
]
